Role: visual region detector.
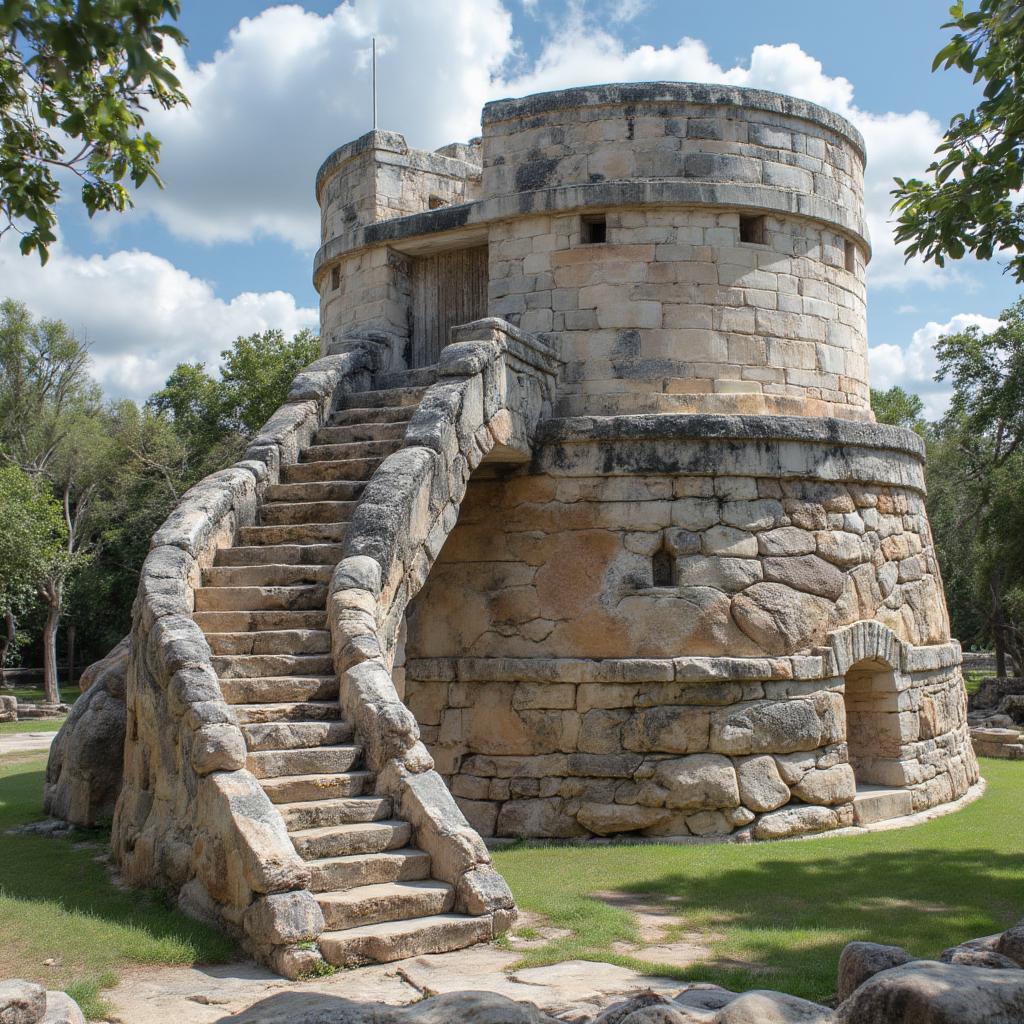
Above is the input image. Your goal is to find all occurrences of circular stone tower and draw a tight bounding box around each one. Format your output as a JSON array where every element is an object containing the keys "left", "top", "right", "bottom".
[{"left": 314, "top": 83, "right": 980, "bottom": 841}]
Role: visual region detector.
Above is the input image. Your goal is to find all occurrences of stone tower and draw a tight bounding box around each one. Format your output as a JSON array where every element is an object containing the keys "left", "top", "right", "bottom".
[{"left": 315, "top": 83, "right": 978, "bottom": 841}]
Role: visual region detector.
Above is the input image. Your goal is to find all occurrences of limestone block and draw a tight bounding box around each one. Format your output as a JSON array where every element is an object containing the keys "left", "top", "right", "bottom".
[
  {"left": 0, "top": 980, "right": 47, "bottom": 1024},
  {"left": 456, "top": 865, "right": 516, "bottom": 914},
  {"left": 243, "top": 890, "right": 325, "bottom": 946},
  {"left": 191, "top": 723, "right": 247, "bottom": 775},
  {"left": 736, "top": 755, "right": 791, "bottom": 812},
  {"left": 577, "top": 802, "right": 671, "bottom": 835},
  {"left": 731, "top": 584, "right": 832, "bottom": 656},
  {"left": 758, "top": 527, "right": 816, "bottom": 557},
  {"left": 762, "top": 555, "right": 846, "bottom": 600},
  {"left": 791, "top": 763, "right": 855, "bottom": 805},
  {"left": 711, "top": 699, "right": 829, "bottom": 756},
  {"left": 40, "top": 991, "right": 85, "bottom": 1024},
  {"left": 702, "top": 526, "right": 758, "bottom": 558},
  {"left": 676, "top": 556, "right": 762, "bottom": 592},
  {"left": 752, "top": 804, "right": 839, "bottom": 840},
  {"left": 653, "top": 754, "right": 739, "bottom": 811},
  {"left": 837, "top": 941, "right": 917, "bottom": 1001},
  {"left": 623, "top": 706, "right": 711, "bottom": 754},
  {"left": 496, "top": 798, "right": 587, "bottom": 837},
  {"left": 714, "top": 990, "right": 832, "bottom": 1023}
]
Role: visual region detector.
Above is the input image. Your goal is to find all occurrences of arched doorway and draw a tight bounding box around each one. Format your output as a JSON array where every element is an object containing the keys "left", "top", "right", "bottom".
[{"left": 843, "top": 656, "right": 914, "bottom": 824}]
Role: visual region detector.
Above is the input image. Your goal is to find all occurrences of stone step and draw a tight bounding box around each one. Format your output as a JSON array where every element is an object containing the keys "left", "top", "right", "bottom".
[
  {"left": 203, "top": 564, "right": 333, "bottom": 588},
  {"left": 264, "top": 481, "right": 365, "bottom": 504},
  {"left": 193, "top": 610, "right": 327, "bottom": 633},
  {"left": 374, "top": 367, "right": 437, "bottom": 390},
  {"left": 247, "top": 744, "right": 361, "bottom": 780},
  {"left": 317, "top": 880, "right": 454, "bottom": 932},
  {"left": 853, "top": 785, "right": 914, "bottom": 825},
  {"left": 238, "top": 522, "right": 349, "bottom": 545},
  {"left": 277, "top": 795, "right": 392, "bottom": 831},
  {"left": 205, "top": 629, "right": 331, "bottom": 656},
  {"left": 241, "top": 719, "right": 352, "bottom": 751},
  {"left": 314, "top": 421, "right": 408, "bottom": 446},
  {"left": 289, "top": 819, "right": 411, "bottom": 860},
  {"left": 307, "top": 849, "right": 432, "bottom": 893},
  {"left": 260, "top": 500, "right": 357, "bottom": 526},
  {"left": 220, "top": 675, "right": 337, "bottom": 705},
  {"left": 318, "top": 913, "right": 492, "bottom": 967},
  {"left": 340, "top": 386, "right": 427, "bottom": 410},
  {"left": 215, "top": 543, "right": 346, "bottom": 568},
  {"left": 280, "top": 460, "right": 376, "bottom": 485},
  {"left": 214, "top": 652, "right": 334, "bottom": 679},
  {"left": 194, "top": 584, "right": 327, "bottom": 612},
  {"left": 231, "top": 701, "right": 341, "bottom": 725},
  {"left": 306, "top": 438, "right": 403, "bottom": 462},
  {"left": 297, "top": 451, "right": 383, "bottom": 477},
  {"left": 327, "top": 404, "right": 417, "bottom": 428},
  {"left": 261, "top": 770, "right": 374, "bottom": 804}
]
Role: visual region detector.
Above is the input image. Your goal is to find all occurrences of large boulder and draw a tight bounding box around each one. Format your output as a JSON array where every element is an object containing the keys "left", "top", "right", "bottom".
[
  {"left": 834, "top": 960, "right": 1024, "bottom": 1023},
  {"left": 836, "top": 941, "right": 917, "bottom": 1001},
  {"left": 43, "top": 638, "right": 128, "bottom": 827}
]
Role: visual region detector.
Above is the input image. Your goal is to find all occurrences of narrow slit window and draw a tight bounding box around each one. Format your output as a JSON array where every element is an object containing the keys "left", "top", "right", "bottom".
[
  {"left": 844, "top": 239, "right": 857, "bottom": 272},
  {"left": 739, "top": 214, "right": 767, "bottom": 245},
  {"left": 652, "top": 546, "right": 674, "bottom": 587},
  {"left": 581, "top": 215, "right": 607, "bottom": 244},
  {"left": 330, "top": 265, "right": 340, "bottom": 291}
]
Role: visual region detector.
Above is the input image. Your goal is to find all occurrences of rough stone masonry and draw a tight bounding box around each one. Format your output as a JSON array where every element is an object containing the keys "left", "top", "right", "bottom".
[{"left": 52, "top": 81, "right": 981, "bottom": 974}]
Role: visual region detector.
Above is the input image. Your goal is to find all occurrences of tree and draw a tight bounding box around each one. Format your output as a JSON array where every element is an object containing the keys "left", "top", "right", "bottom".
[
  {"left": 891, "top": 0, "right": 1024, "bottom": 283},
  {"left": 0, "top": 464, "right": 68, "bottom": 698},
  {"left": 871, "top": 385, "right": 927, "bottom": 432},
  {"left": 926, "top": 299, "right": 1024, "bottom": 674},
  {"left": 0, "top": 1, "right": 188, "bottom": 262}
]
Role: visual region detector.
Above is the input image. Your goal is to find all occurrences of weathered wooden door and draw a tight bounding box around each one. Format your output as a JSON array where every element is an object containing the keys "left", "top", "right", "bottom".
[{"left": 410, "top": 246, "right": 488, "bottom": 368}]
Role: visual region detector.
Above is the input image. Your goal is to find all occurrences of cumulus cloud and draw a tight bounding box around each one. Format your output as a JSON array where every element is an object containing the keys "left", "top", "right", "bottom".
[
  {"left": 869, "top": 313, "right": 1001, "bottom": 419},
  {"left": 112, "top": 2, "right": 952, "bottom": 292},
  {"left": 0, "top": 235, "right": 317, "bottom": 402}
]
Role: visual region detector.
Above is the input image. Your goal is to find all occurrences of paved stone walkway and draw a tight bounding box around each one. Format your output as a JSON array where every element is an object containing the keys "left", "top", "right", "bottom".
[
  {"left": 0, "top": 730, "right": 58, "bottom": 758},
  {"left": 101, "top": 946, "right": 680, "bottom": 1022}
]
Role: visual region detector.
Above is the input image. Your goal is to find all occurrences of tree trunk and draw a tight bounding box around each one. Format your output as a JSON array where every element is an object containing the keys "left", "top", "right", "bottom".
[
  {"left": 66, "top": 622, "right": 75, "bottom": 688},
  {"left": 995, "top": 633, "right": 1007, "bottom": 677},
  {"left": 41, "top": 581, "right": 62, "bottom": 705},
  {"left": 0, "top": 608, "right": 14, "bottom": 689}
]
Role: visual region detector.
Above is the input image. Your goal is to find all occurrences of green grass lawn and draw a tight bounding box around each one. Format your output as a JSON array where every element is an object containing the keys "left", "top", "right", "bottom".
[
  {"left": 0, "top": 754, "right": 234, "bottom": 1019},
  {"left": 0, "top": 718, "right": 66, "bottom": 736},
  {"left": 493, "top": 758, "right": 1024, "bottom": 1005}
]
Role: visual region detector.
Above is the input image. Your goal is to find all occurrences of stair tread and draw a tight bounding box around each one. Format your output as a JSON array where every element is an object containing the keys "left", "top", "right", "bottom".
[
  {"left": 231, "top": 701, "right": 341, "bottom": 721},
  {"left": 305, "top": 848, "right": 429, "bottom": 870},
  {"left": 289, "top": 818, "right": 408, "bottom": 841},
  {"left": 317, "top": 880, "right": 452, "bottom": 905},
  {"left": 319, "top": 912, "right": 486, "bottom": 940}
]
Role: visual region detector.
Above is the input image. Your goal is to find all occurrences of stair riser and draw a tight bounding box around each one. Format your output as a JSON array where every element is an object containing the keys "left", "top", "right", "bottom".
[
  {"left": 315, "top": 422, "right": 407, "bottom": 445},
  {"left": 262, "top": 772, "right": 372, "bottom": 803},
  {"left": 264, "top": 482, "right": 365, "bottom": 504},
  {"left": 308, "top": 851, "right": 431, "bottom": 893},
  {"left": 280, "top": 461, "right": 371, "bottom": 485},
  {"left": 248, "top": 746, "right": 361, "bottom": 779},
  {"left": 318, "top": 915, "right": 492, "bottom": 967},
  {"left": 291, "top": 822, "right": 411, "bottom": 859},
  {"left": 374, "top": 368, "right": 438, "bottom": 390},
  {"left": 260, "top": 502, "right": 356, "bottom": 526},
  {"left": 238, "top": 523, "right": 348, "bottom": 545},
  {"left": 212, "top": 654, "right": 334, "bottom": 679},
  {"left": 231, "top": 702, "right": 340, "bottom": 725},
  {"left": 193, "top": 610, "right": 327, "bottom": 632},
  {"left": 194, "top": 586, "right": 326, "bottom": 612},
  {"left": 220, "top": 677, "right": 337, "bottom": 704},
  {"left": 318, "top": 885, "right": 454, "bottom": 932},
  {"left": 205, "top": 630, "right": 331, "bottom": 656},
  {"left": 279, "top": 797, "right": 392, "bottom": 831},
  {"left": 298, "top": 451, "right": 382, "bottom": 476},
  {"left": 327, "top": 405, "right": 416, "bottom": 427},
  {"left": 203, "top": 565, "right": 333, "bottom": 588},
  {"left": 215, "top": 543, "right": 346, "bottom": 567},
  {"left": 341, "top": 387, "right": 426, "bottom": 410},
  {"left": 305, "top": 439, "right": 403, "bottom": 461},
  {"left": 241, "top": 720, "right": 351, "bottom": 751}
]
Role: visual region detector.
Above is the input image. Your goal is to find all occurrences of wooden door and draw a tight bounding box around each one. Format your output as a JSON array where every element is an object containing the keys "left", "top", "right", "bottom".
[{"left": 411, "top": 246, "right": 488, "bottom": 368}]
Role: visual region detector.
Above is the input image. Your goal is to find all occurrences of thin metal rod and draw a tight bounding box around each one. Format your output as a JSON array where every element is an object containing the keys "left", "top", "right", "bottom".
[{"left": 372, "top": 36, "right": 377, "bottom": 131}]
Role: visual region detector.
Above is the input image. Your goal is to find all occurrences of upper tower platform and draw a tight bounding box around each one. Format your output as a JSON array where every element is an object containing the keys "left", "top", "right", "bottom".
[{"left": 314, "top": 82, "right": 872, "bottom": 420}]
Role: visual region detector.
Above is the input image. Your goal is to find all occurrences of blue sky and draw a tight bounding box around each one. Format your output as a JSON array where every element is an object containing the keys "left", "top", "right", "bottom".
[{"left": 1, "top": 0, "right": 1018, "bottom": 416}]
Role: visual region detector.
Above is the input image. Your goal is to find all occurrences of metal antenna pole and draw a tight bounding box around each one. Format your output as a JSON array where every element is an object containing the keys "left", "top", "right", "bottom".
[{"left": 372, "top": 36, "right": 377, "bottom": 131}]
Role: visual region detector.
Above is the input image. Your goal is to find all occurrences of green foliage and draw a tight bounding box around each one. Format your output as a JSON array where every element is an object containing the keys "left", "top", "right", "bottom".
[
  {"left": 891, "top": 0, "right": 1024, "bottom": 282},
  {"left": 0, "top": 0, "right": 188, "bottom": 262},
  {"left": 870, "top": 385, "right": 927, "bottom": 432}
]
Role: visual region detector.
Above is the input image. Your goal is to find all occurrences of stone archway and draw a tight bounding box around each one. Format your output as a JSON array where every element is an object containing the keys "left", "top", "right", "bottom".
[{"left": 843, "top": 657, "right": 900, "bottom": 785}]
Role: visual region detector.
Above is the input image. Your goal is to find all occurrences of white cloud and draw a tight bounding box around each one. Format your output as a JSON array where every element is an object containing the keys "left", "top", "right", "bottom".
[
  {"left": 869, "top": 313, "right": 1001, "bottom": 419},
  {"left": 897, "top": 305, "right": 919, "bottom": 314},
  {"left": 0, "top": 235, "right": 317, "bottom": 402}
]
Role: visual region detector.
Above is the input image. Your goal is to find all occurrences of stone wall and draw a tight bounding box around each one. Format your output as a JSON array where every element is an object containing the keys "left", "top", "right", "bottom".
[{"left": 403, "top": 418, "right": 978, "bottom": 839}]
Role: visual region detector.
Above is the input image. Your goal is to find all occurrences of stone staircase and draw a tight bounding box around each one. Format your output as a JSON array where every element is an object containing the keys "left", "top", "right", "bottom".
[{"left": 191, "top": 368, "right": 493, "bottom": 965}]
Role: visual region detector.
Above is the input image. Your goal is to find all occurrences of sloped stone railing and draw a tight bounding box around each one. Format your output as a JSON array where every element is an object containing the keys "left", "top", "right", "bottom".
[
  {"left": 329, "top": 318, "right": 561, "bottom": 934},
  {"left": 111, "top": 346, "right": 379, "bottom": 976}
]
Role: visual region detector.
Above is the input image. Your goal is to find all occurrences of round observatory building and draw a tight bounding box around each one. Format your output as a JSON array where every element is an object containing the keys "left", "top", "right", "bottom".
[{"left": 314, "top": 83, "right": 979, "bottom": 842}]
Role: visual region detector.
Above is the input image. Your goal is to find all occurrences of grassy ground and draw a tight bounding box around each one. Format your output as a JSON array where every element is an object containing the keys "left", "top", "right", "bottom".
[
  {"left": 493, "top": 758, "right": 1024, "bottom": 1005},
  {"left": 0, "top": 753, "right": 234, "bottom": 1019},
  {"left": 963, "top": 670, "right": 987, "bottom": 695},
  {"left": 0, "top": 719, "right": 66, "bottom": 736}
]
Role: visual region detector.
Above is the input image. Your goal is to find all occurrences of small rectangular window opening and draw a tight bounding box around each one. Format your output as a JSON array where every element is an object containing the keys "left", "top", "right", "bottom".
[
  {"left": 652, "top": 546, "right": 675, "bottom": 588},
  {"left": 844, "top": 239, "right": 857, "bottom": 273},
  {"left": 428, "top": 195, "right": 447, "bottom": 210},
  {"left": 581, "top": 215, "right": 607, "bottom": 244},
  {"left": 739, "top": 214, "right": 767, "bottom": 245},
  {"left": 330, "top": 265, "right": 340, "bottom": 291}
]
